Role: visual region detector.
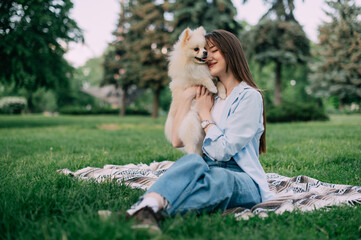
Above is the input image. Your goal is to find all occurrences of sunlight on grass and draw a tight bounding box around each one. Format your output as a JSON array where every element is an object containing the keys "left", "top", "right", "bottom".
[{"left": 0, "top": 114, "right": 360, "bottom": 239}]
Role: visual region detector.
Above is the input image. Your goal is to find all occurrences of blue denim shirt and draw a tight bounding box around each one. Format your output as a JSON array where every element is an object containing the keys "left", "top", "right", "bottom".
[{"left": 202, "top": 81, "right": 274, "bottom": 202}]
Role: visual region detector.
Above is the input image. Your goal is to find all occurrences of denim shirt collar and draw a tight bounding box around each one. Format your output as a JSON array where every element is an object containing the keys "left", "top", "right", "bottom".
[
  {"left": 214, "top": 81, "right": 250, "bottom": 100},
  {"left": 234, "top": 81, "right": 250, "bottom": 95},
  {"left": 216, "top": 81, "right": 250, "bottom": 127}
]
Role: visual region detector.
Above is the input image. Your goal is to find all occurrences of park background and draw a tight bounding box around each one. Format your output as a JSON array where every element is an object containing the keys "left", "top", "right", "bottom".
[
  {"left": 1, "top": 0, "right": 361, "bottom": 239},
  {"left": 1, "top": 0, "right": 361, "bottom": 117}
]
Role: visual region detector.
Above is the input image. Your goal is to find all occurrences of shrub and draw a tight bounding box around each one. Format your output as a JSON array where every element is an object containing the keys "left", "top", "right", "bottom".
[
  {"left": 0, "top": 97, "right": 27, "bottom": 114},
  {"left": 32, "top": 88, "right": 58, "bottom": 113},
  {"left": 266, "top": 102, "right": 329, "bottom": 123},
  {"left": 58, "top": 106, "right": 150, "bottom": 116},
  {"left": 125, "top": 107, "right": 151, "bottom": 116}
]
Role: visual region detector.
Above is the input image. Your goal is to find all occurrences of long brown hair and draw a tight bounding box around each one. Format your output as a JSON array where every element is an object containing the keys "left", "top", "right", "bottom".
[{"left": 205, "top": 30, "right": 267, "bottom": 154}]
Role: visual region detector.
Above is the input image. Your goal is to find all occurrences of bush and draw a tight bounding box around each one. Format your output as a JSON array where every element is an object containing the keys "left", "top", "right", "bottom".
[
  {"left": 125, "top": 107, "right": 151, "bottom": 116},
  {"left": 32, "top": 88, "right": 58, "bottom": 113},
  {"left": 58, "top": 106, "right": 150, "bottom": 116},
  {"left": 0, "top": 97, "right": 27, "bottom": 114},
  {"left": 266, "top": 102, "right": 329, "bottom": 123}
]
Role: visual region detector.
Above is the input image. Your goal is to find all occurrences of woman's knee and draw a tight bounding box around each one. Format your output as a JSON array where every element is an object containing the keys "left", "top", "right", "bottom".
[
  {"left": 172, "top": 154, "right": 208, "bottom": 172},
  {"left": 209, "top": 167, "right": 229, "bottom": 177}
]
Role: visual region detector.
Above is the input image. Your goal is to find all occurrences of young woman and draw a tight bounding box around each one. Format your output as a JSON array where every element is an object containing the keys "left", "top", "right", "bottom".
[{"left": 125, "top": 29, "right": 274, "bottom": 231}]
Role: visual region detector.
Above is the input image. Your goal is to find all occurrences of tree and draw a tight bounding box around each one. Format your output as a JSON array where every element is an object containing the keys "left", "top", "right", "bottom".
[
  {"left": 102, "top": 0, "right": 134, "bottom": 116},
  {"left": 243, "top": 0, "right": 310, "bottom": 105},
  {"left": 80, "top": 56, "right": 104, "bottom": 88},
  {"left": 203, "top": 0, "right": 240, "bottom": 33},
  {"left": 171, "top": 0, "right": 207, "bottom": 41},
  {"left": 0, "top": 0, "right": 83, "bottom": 110},
  {"left": 259, "top": 0, "right": 298, "bottom": 22},
  {"left": 126, "top": 0, "right": 172, "bottom": 118},
  {"left": 71, "top": 56, "right": 104, "bottom": 107},
  {"left": 172, "top": 0, "right": 241, "bottom": 41},
  {"left": 308, "top": 0, "right": 361, "bottom": 109}
]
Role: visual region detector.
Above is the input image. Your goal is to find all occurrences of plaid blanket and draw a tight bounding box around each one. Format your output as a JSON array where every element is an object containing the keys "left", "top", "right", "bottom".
[{"left": 58, "top": 161, "right": 361, "bottom": 220}]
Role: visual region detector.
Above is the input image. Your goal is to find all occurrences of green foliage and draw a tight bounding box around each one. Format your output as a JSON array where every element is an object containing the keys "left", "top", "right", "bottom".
[
  {"left": 1, "top": 114, "right": 361, "bottom": 239},
  {"left": 171, "top": 0, "right": 208, "bottom": 41},
  {"left": 257, "top": 0, "right": 299, "bottom": 22},
  {"left": 125, "top": 0, "right": 172, "bottom": 118},
  {"left": 31, "top": 88, "right": 58, "bottom": 113},
  {"left": 324, "top": 96, "right": 361, "bottom": 114},
  {"left": 280, "top": 64, "right": 315, "bottom": 102},
  {"left": 128, "top": 89, "right": 153, "bottom": 113},
  {"left": 68, "top": 56, "right": 105, "bottom": 109},
  {"left": 102, "top": 45, "right": 122, "bottom": 87},
  {"left": 242, "top": 0, "right": 310, "bottom": 106},
  {"left": 104, "top": 0, "right": 173, "bottom": 117},
  {"left": 58, "top": 106, "right": 150, "bottom": 116},
  {"left": 159, "top": 87, "right": 172, "bottom": 112},
  {"left": 0, "top": 81, "right": 29, "bottom": 100},
  {"left": 242, "top": 0, "right": 307, "bottom": 57},
  {"left": 308, "top": 0, "right": 361, "bottom": 107},
  {"left": 249, "top": 60, "right": 318, "bottom": 110},
  {"left": 266, "top": 102, "right": 329, "bottom": 122},
  {"left": 125, "top": 107, "right": 151, "bottom": 116},
  {"left": 76, "top": 56, "right": 105, "bottom": 88},
  {"left": 250, "top": 20, "right": 310, "bottom": 65},
  {"left": 125, "top": 88, "right": 171, "bottom": 115},
  {"left": 102, "top": 1, "right": 131, "bottom": 91},
  {"left": 171, "top": 0, "right": 241, "bottom": 42},
  {"left": 128, "top": 1, "right": 171, "bottom": 89},
  {"left": 0, "top": 0, "right": 83, "bottom": 112},
  {"left": 103, "top": 0, "right": 243, "bottom": 117},
  {"left": 0, "top": 0, "right": 83, "bottom": 90},
  {"left": 0, "top": 96, "right": 27, "bottom": 114},
  {"left": 65, "top": 71, "right": 98, "bottom": 109}
]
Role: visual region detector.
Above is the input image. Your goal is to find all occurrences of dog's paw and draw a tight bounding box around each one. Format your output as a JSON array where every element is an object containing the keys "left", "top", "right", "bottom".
[
  {"left": 218, "top": 90, "right": 226, "bottom": 99},
  {"left": 208, "top": 85, "right": 218, "bottom": 94},
  {"left": 217, "top": 82, "right": 226, "bottom": 99}
]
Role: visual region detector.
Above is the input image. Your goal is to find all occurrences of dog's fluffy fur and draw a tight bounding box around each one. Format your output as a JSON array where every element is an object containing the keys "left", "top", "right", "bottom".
[{"left": 165, "top": 27, "right": 226, "bottom": 155}]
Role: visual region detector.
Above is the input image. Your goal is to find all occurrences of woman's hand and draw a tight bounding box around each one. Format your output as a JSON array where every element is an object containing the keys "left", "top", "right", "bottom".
[{"left": 196, "top": 86, "right": 214, "bottom": 121}]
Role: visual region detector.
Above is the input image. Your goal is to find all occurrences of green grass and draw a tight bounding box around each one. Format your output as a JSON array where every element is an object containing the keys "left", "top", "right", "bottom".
[{"left": 1, "top": 114, "right": 361, "bottom": 239}]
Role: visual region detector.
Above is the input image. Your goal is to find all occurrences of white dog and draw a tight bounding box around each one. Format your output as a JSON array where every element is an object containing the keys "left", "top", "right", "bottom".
[{"left": 165, "top": 27, "right": 226, "bottom": 155}]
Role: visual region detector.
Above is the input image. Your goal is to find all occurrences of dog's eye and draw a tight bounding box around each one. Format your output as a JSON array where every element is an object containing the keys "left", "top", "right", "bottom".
[{"left": 194, "top": 48, "right": 199, "bottom": 52}]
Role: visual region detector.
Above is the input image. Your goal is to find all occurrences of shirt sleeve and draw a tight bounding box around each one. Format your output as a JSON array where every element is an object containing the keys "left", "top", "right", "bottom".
[{"left": 202, "top": 89, "right": 264, "bottom": 161}]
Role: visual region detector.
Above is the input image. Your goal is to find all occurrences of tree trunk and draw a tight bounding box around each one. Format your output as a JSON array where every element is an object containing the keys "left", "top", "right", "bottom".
[
  {"left": 120, "top": 87, "right": 127, "bottom": 116},
  {"left": 274, "top": 61, "right": 282, "bottom": 106},
  {"left": 152, "top": 88, "right": 160, "bottom": 118},
  {"left": 339, "top": 98, "right": 344, "bottom": 110}
]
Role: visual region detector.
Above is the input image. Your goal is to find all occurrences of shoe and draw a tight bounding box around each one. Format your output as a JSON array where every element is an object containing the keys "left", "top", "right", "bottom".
[{"left": 127, "top": 206, "right": 162, "bottom": 233}]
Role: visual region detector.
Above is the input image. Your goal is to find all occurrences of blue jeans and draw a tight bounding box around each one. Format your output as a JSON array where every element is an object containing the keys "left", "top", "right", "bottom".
[{"left": 145, "top": 154, "right": 261, "bottom": 216}]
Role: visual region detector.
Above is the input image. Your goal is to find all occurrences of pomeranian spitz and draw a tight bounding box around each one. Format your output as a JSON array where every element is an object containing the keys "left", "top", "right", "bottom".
[{"left": 165, "top": 26, "right": 226, "bottom": 155}]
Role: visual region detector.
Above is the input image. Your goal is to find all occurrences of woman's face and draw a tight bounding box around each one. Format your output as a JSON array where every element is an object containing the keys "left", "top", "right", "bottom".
[{"left": 206, "top": 41, "right": 226, "bottom": 78}]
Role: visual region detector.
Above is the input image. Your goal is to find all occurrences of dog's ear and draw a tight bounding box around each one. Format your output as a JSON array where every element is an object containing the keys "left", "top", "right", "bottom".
[
  {"left": 195, "top": 26, "right": 206, "bottom": 35},
  {"left": 180, "top": 28, "right": 192, "bottom": 46}
]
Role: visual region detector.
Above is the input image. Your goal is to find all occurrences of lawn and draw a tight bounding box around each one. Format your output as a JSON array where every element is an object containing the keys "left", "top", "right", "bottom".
[{"left": 1, "top": 114, "right": 361, "bottom": 239}]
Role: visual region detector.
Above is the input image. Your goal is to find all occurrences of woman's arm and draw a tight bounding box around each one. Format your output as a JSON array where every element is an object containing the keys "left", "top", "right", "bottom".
[
  {"left": 196, "top": 86, "right": 215, "bottom": 134},
  {"left": 202, "top": 90, "right": 264, "bottom": 161},
  {"left": 171, "top": 86, "right": 198, "bottom": 148}
]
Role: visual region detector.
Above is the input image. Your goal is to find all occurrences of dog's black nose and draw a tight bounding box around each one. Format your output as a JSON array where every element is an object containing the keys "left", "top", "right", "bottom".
[{"left": 203, "top": 51, "right": 208, "bottom": 57}]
